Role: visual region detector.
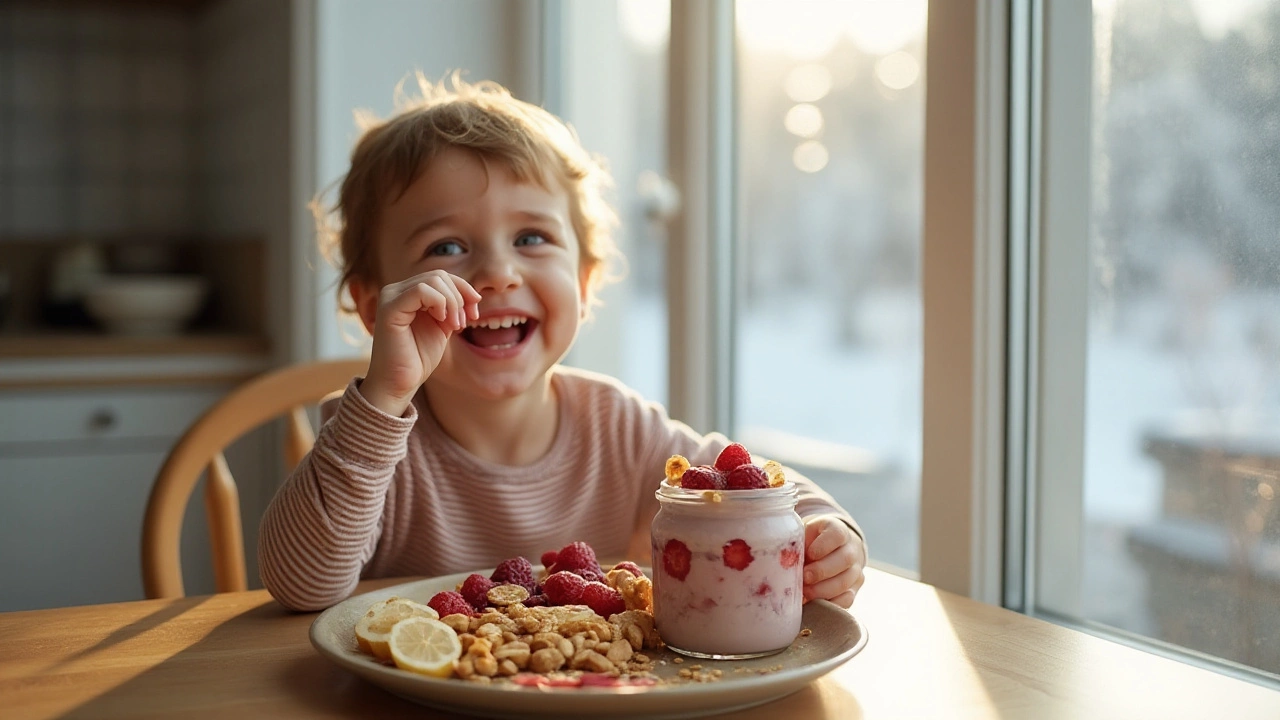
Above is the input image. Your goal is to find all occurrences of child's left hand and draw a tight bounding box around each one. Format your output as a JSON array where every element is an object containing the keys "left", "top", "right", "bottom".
[{"left": 802, "top": 515, "right": 867, "bottom": 608}]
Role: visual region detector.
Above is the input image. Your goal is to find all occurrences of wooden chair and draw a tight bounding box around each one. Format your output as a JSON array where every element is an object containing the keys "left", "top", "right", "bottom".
[{"left": 142, "top": 357, "right": 368, "bottom": 599}]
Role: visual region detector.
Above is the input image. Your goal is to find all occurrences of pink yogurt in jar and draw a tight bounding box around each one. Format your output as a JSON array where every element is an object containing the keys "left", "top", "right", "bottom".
[{"left": 650, "top": 481, "right": 804, "bottom": 659}]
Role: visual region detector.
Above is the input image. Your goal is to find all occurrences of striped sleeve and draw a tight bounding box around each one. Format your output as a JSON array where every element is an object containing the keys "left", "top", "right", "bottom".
[{"left": 257, "top": 380, "right": 416, "bottom": 611}]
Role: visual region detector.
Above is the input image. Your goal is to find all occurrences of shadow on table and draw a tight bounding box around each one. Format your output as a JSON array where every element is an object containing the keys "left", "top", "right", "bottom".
[
  {"left": 57, "top": 595, "right": 443, "bottom": 720},
  {"left": 47, "top": 595, "right": 211, "bottom": 675}
]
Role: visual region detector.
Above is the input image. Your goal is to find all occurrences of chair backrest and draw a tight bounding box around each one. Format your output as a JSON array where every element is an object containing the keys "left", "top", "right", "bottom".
[{"left": 142, "top": 357, "right": 369, "bottom": 599}]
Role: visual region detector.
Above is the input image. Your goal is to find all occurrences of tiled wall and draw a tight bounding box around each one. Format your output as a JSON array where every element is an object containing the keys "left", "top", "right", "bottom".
[
  {"left": 0, "top": 0, "right": 291, "bottom": 241},
  {"left": 195, "top": 0, "right": 291, "bottom": 238},
  {"left": 0, "top": 3, "right": 196, "bottom": 236}
]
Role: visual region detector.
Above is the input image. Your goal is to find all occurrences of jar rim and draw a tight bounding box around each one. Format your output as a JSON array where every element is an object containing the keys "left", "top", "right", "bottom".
[{"left": 656, "top": 479, "right": 798, "bottom": 506}]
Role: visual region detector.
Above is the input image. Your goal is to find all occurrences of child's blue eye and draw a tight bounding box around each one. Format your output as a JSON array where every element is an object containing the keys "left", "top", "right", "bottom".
[
  {"left": 515, "top": 232, "right": 548, "bottom": 247},
  {"left": 427, "top": 240, "right": 464, "bottom": 257}
]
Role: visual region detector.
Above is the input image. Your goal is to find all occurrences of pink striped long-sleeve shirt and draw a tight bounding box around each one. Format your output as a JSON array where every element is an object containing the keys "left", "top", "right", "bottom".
[{"left": 258, "top": 366, "right": 860, "bottom": 611}]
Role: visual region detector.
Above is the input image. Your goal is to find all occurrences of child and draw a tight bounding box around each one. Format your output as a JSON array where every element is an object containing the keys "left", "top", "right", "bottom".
[{"left": 258, "top": 75, "right": 866, "bottom": 612}]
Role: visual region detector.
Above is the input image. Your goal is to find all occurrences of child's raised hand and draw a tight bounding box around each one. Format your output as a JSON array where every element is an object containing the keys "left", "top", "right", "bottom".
[
  {"left": 801, "top": 515, "right": 867, "bottom": 609},
  {"left": 360, "top": 270, "right": 481, "bottom": 416}
]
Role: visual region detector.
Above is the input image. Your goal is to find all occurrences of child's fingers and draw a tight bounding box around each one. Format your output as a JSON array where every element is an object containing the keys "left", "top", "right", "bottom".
[
  {"left": 424, "top": 274, "right": 468, "bottom": 331},
  {"left": 381, "top": 281, "right": 448, "bottom": 326},
  {"left": 436, "top": 277, "right": 465, "bottom": 331},
  {"left": 450, "top": 275, "right": 482, "bottom": 321},
  {"left": 804, "top": 519, "right": 847, "bottom": 562},
  {"left": 451, "top": 274, "right": 483, "bottom": 303},
  {"left": 421, "top": 276, "right": 458, "bottom": 325},
  {"left": 803, "top": 541, "right": 856, "bottom": 586},
  {"left": 825, "top": 588, "right": 857, "bottom": 609},
  {"left": 803, "top": 566, "right": 857, "bottom": 603}
]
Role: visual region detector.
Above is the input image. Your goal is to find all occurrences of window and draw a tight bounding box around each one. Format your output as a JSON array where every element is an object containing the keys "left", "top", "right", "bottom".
[
  {"left": 560, "top": 0, "right": 671, "bottom": 406},
  {"left": 537, "top": 0, "right": 1280, "bottom": 685},
  {"left": 1031, "top": 0, "right": 1280, "bottom": 679},
  {"left": 732, "top": 0, "right": 926, "bottom": 572}
]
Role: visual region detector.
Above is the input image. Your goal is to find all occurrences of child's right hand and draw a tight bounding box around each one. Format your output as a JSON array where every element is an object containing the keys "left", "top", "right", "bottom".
[{"left": 359, "top": 270, "right": 481, "bottom": 416}]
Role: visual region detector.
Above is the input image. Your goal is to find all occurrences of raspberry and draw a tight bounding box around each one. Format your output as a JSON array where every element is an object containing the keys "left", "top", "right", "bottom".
[
  {"left": 611, "top": 561, "right": 643, "bottom": 578},
  {"left": 726, "top": 464, "right": 768, "bottom": 489},
  {"left": 524, "top": 594, "right": 550, "bottom": 607},
  {"left": 576, "top": 568, "right": 606, "bottom": 583},
  {"left": 580, "top": 582, "right": 626, "bottom": 617},
  {"left": 723, "top": 538, "right": 754, "bottom": 570},
  {"left": 550, "top": 541, "right": 601, "bottom": 576},
  {"left": 680, "top": 465, "right": 724, "bottom": 490},
  {"left": 662, "top": 538, "right": 692, "bottom": 581},
  {"left": 427, "top": 590, "right": 475, "bottom": 617},
  {"left": 714, "top": 443, "right": 752, "bottom": 473},
  {"left": 540, "top": 550, "right": 559, "bottom": 569},
  {"left": 543, "top": 570, "right": 589, "bottom": 605},
  {"left": 490, "top": 556, "right": 537, "bottom": 593},
  {"left": 459, "top": 573, "right": 496, "bottom": 610}
]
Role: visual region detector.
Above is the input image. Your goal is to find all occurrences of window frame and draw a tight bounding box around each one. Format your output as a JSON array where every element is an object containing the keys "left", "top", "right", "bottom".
[{"left": 917, "top": 0, "right": 1011, "bottom": 603}]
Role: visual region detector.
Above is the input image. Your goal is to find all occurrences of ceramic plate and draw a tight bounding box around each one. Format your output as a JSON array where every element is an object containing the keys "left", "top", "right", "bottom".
[{"left": 310, "top": 571, "right": 867, "bottom": 719}]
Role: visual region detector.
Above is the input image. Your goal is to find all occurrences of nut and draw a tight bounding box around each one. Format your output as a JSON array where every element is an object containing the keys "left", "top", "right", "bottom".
[
  {"left": 441, "top": 613, "right": 472, "bottom": 634},
  {"left": 570, "top": 649, "right": 616, "bottom": 673},
  {"left": 612, "top": 610, "right": 660, "bottom": 650},
  {"left": 606, "top": 640, "right": 633, "bottom": 664},
  {"left": 557, "top": 638, "right": 575, "bottom": 658},
  {"left": 529, "top": 632, "right": 564, "bottom": 652},
  {"left": 530, "top": 647, "right": 567, "bottom": 673},
  {"left": 498, "top": 659, "right": 519, "bottom": 676},
  {"left": 458, "top": 633, "right": 478, "bottom": 653},
  {"left": 475, "top": 623, "right": 504, "bottom": 644},
  {"left": 493, "top": 641, "right": 532, "bottom": 669},
  {"left": 453, "top": 656, "right": 475, "bottom": 679},
  {"left": 487, "top": 584, "right": 530, "bottom": 607},
  {"left": 474, "top": 655, "right": 499, "bottom": 677}
]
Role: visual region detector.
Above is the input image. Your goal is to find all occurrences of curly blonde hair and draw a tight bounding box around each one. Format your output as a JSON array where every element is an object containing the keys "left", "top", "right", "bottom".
[{"left": 314, "top": 72, "right": 620, "bottom": 317}]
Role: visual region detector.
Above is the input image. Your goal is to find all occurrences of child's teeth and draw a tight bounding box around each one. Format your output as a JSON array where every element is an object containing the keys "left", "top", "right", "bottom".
[{"left": 472, "top": 316, "right": 527, "bottom": 329}]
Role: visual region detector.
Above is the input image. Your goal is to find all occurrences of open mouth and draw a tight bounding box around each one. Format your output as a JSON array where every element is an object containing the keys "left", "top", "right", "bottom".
[{"left": 460, "top": 315, "right": 537, "bottom": 351}]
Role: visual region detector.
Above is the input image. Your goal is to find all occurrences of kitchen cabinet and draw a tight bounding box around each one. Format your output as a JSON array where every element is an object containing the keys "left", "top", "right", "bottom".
[{"left": 0, "top": 383, "right": 273, "bottom": 612}]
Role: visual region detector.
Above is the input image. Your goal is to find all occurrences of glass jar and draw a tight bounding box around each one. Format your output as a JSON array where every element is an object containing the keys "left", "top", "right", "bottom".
[{"left": 650, "top": 481, "right": 805, "bottom": 659}]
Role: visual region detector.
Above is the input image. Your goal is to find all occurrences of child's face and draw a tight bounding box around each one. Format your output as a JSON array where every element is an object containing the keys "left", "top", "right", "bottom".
[{"left": 369, "top": 146, "right": 587, "bottom": 402}]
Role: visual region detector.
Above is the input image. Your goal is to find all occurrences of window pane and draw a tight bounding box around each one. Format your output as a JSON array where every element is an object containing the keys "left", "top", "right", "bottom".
[
  {"left": 1085, "top": 0, "right": 1280, "bottom": 675},
  {"left": 733, "top": 0, "right": 926, "bottom": 571},
  {"left": 562, "top": 0, "right": 669, "bottom": 406}
]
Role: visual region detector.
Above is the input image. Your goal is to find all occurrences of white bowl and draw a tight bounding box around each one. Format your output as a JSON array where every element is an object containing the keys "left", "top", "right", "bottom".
[{"left": 85, "top": 275, "right": 209, "bottom": 336}]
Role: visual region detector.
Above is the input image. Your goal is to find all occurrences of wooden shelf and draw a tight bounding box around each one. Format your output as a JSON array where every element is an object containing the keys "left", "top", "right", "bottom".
[{"left": 0, "top": 332, "right": 270, "bottom": 359}]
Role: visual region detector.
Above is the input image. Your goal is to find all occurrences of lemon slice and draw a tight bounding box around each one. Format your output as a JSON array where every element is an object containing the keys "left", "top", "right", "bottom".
[
  {"left": 355, "top": 597, "right": 439, "bottom": 661},
  {"left": 388, "top": 617, "right": 462, "bottom": 678}
]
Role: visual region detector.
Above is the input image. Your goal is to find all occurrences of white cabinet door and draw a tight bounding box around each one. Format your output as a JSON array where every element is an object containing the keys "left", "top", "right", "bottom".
[
  {"left": 0, "top": 382, "right": 277, "bottom": 612},
  {"left": 0, "top": 449, "right": 215, "bottom": 611}
]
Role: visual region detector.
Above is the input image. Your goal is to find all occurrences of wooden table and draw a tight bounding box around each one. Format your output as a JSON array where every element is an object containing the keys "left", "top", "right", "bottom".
[{"left": 2, "top": 568, "right": 1278, "bottom": 719}]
